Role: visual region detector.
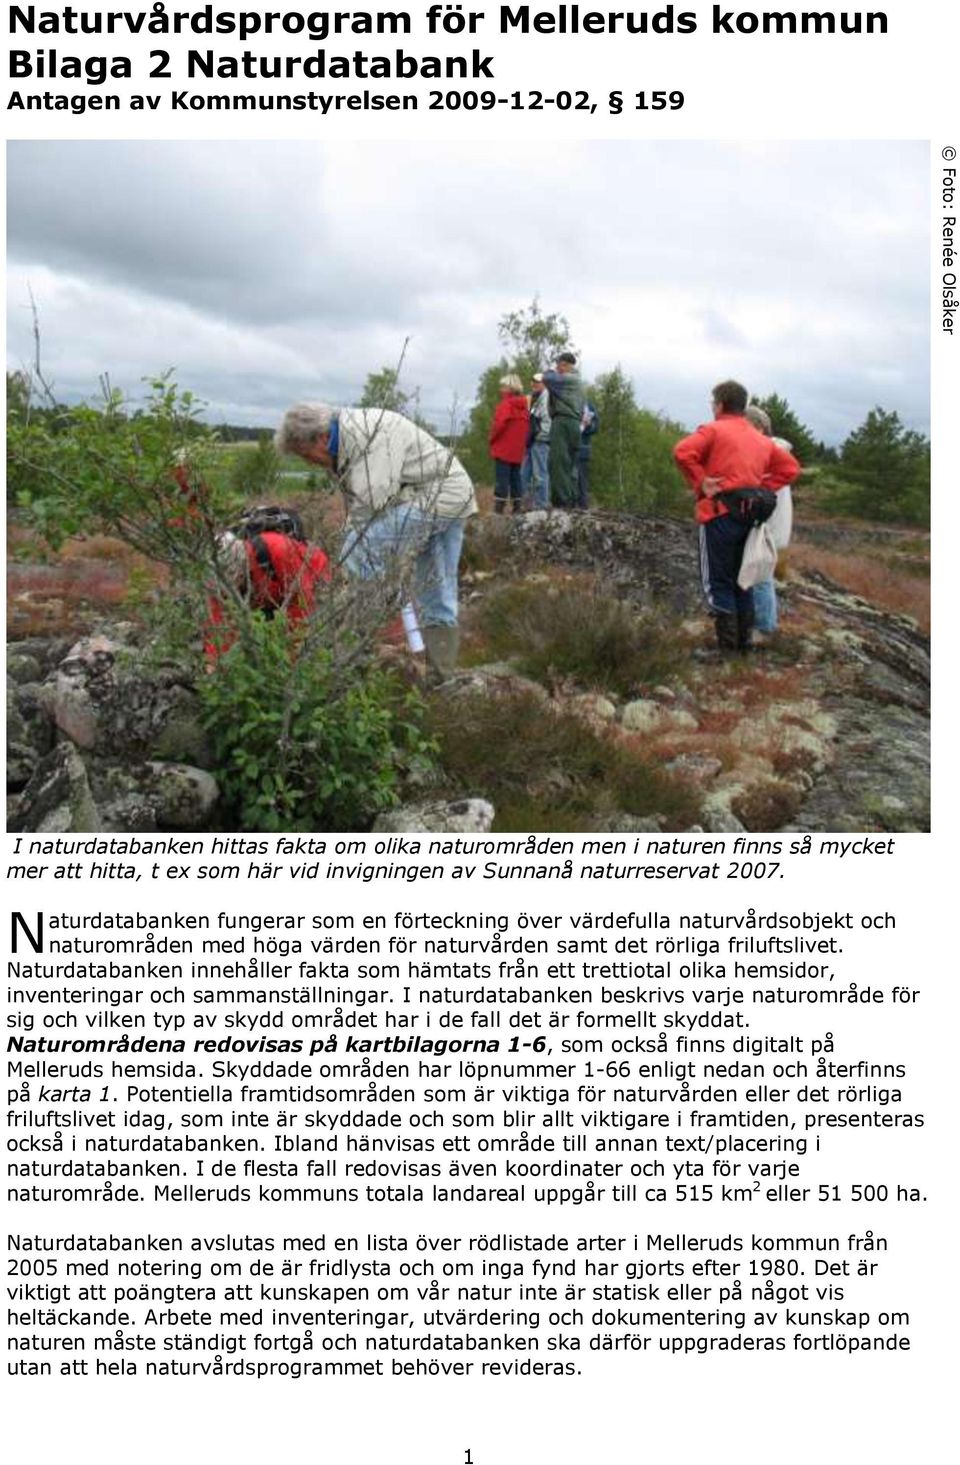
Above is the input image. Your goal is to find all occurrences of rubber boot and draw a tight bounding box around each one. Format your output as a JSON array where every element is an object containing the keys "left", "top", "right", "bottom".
[
  {"left": 737, "top": 603, "right": 755, "bottom": 655},
  {"left": 422, "top": 624, "right": 460, "bottom": 683},
  {"left": 714, "top": 611, "right": 739, "bottom": 658}
]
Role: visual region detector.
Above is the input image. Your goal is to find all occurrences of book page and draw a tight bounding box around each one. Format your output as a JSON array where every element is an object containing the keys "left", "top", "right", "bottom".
[{"left": 3, "top": 7, "right": 956, "bottom": 1462}]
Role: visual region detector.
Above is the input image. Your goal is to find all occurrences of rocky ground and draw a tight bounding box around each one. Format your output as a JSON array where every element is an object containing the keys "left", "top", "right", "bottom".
[
  {"left": 451, "top": 511, "right": 929, "bottom": 833},
  {"left": 6, "top": 509, "right": 930, "bottom": 834}
]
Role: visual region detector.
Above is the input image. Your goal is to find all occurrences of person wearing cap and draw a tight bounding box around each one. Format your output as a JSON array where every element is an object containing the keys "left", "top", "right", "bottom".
[
  {"left": 489, "top": 374, "right": 530, "bottom": 515},
  {"left": 521, "top": 373, "right": 552, "bottom": 510},
  {"left": 673, "top": 380, "right": 800, "bottom": 655},
  {"left": 542, "top": 352, "right": 586, "bottom": 509},
  {"left": 275, "top": 403, "right": 476, "bottom": 680},
  {"left": 744, "top": 403, "right": 796, "bottom": 636}
]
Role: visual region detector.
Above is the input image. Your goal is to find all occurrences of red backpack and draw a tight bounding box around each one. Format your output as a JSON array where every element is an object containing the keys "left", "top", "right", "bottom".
[
  {"left": 240, "top": 531, "right": 330, "bottom": 623},
  {"left": 204, "top": 511, "right": 331, "bottom": 663}
]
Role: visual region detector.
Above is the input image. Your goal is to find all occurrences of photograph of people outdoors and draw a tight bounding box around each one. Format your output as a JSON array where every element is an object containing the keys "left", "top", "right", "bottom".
[{"left": 6, "top": 139, "right": 930, "bottom": 837}]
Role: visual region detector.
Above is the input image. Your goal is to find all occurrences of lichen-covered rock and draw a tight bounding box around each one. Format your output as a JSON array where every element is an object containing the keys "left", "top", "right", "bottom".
[
  {"left": 443, "top": 668, "right": 549, "bottom": 704},
  {"left": 621, "top": 698, "right": 698, "bottom": 734},
  {"left": 7, "top": 651, "right": 44, "bottom": 685},
  {"left": 700, "top": 800, "right": 747, "bottom": 833},
  {"left": 7, "top": 679, "right": 55, "bottom": 791},
  {"left": 491, "top": 507, "right": 706, "bottom": 616},
  {"left": 731, "top": 701, "right": 836, "bottom": 775},
  {"left": 148, "top": 711, "right": 215, "bottom": 770},
  {"left": 9, "top": 744, "right": 100, "bottom": 833},
  {"left": 569, "top": 693, "right": 618, "bottom": 724},
  {"left": 87, "top": 761, "right": 220, "bottom": 832},
  {"left": 8, "top": 636, "right": 76, "bottom": 678},
  {"left": 787, "top": 702, "right": 929, "bottom": 833},
  {"left": 37, "top": 634, "right": 209, "bottom": 763},
  {"left": 96, "top": 788, "right": 159, "bottom": 833},
  {"left": 603, "top": 813, "right": 663, "bottom": 833},
  {"left": 145, "top": 763, "right": 220, "bottom": 829},
  {"left": 373, "top": 798, "right": 495, "bottom": 833},
  {"left": 39, "top": 633, "right": 118, "bottom": 748}
]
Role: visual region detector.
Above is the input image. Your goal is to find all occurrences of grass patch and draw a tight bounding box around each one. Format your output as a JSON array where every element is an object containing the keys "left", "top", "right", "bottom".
[
  {"left": 427, "top": 687, "right": 700, "bottom": 832},
  {"left": 789, "top": 543, "right": 929, "bottom": 633},
  {"left": 474, "top": 581, "right": 687, "bottom": 697}
]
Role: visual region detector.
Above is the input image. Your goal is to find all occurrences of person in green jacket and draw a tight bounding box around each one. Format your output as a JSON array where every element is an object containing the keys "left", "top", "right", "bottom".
[{"left": 542, "top": 352, "right": 585, "bottom": 509}]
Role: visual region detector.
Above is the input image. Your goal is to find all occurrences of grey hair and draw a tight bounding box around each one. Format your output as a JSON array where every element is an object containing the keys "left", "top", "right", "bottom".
[
  {"left": 745, "top": 404, "right": 772, "bottom": 435},
  {"left": 499, "top": 374, "right": 524, "bottom": 393},
  {"left": 275, "top": 402, "right": 337, "bottom": 455}
]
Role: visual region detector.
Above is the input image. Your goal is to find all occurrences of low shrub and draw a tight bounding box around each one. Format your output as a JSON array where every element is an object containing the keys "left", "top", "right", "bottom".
[
  {"left": 731, "top": 778, "right": 804, "bottom": 832},
  {"left": 199, "top": 616, "right": 436, "bottom": 831},
  {"left": 227, "top": 432, "right": 283, "bottom": 501},
  {"left": 427, "top": 687, "right": 699, "bottom": 831},
  {"left": 476, "top": 582, "right": 687, "bottom": 697}
]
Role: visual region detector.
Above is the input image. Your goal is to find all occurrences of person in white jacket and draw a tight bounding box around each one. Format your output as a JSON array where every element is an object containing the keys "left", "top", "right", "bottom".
[
  {"left": 744, "top": 404, "right": 795, "bottom": 634},
  {"left": 276, "top": 403, "right": 477, "bottom": 678}
]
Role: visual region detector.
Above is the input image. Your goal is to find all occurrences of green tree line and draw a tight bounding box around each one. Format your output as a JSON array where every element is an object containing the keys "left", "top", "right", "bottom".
[
  {"left": 443, "top": 300, "right": 930, "bottom": 527},
  {"left": 8, "top": 297, "right": 931, "bottom": 526}
]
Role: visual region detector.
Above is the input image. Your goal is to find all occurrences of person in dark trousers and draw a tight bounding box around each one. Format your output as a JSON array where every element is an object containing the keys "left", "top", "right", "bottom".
[
  {"left": 673, "top": 381, "right": 800, "bottom": 655},
  {"left": 542, "top": 352, "right": 585, "bottom": 508},
  {"left": 576, "top": 400, "right": 600, "bottom": 510},
  {"left": 489, "top": 374, "right": 529, "bottom": 514}
]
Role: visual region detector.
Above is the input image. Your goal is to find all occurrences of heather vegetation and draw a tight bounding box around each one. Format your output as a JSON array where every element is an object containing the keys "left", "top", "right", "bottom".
[{"left": 475, "top": 581, "right": 688, "bottom": 698}]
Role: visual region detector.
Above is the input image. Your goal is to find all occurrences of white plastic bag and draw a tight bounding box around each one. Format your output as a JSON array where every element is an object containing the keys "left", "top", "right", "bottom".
[{"left": 738, "top": 523, "right": 778, "bottom": 589}]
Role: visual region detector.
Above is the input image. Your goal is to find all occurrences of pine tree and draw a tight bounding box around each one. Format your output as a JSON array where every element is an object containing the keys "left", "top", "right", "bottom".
[
  {"left": 837, "top": 407, "right": 929, "bottom": 523},
  {"left": 751, "top": 393, "right": 819, "bottom": 461}
]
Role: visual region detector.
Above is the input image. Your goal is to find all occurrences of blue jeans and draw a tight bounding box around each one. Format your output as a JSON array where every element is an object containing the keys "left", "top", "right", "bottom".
[
  {"left": 343, "top": 505, "right": 466, "bottom": 627},
  {"left": 521, "top": 441, "right": 550, "bottom": 508},
  {"left": 753, "top": 577, "right": 778, "bottom": 632},
  {"left": 699, "top": 515, "right": 755, "bottom": 619}
]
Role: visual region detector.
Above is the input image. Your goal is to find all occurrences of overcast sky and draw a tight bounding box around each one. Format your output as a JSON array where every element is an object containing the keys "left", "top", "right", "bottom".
[{"left": 6, "top": 140, "right": 929, "bottom": 443}]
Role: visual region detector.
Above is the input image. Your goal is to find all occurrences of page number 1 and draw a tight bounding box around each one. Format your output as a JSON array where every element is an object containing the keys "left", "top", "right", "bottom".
[{"left": 465, "top": 1452, "right": 474, "bottom": 1464}]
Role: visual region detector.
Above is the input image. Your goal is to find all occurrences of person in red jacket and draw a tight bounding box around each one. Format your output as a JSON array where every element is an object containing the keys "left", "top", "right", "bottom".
[
  {"left": 169, "top": 453, "right": 213, "bottom": 532},
  {"left": 674, "top": 380, "right": 800, "bottom": 654},
  {"left": 205, "top": 507, "right": 331, "bottom": 664},
  {"left": 489, "top": 374, "right": 530, "bottom": 515}
]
